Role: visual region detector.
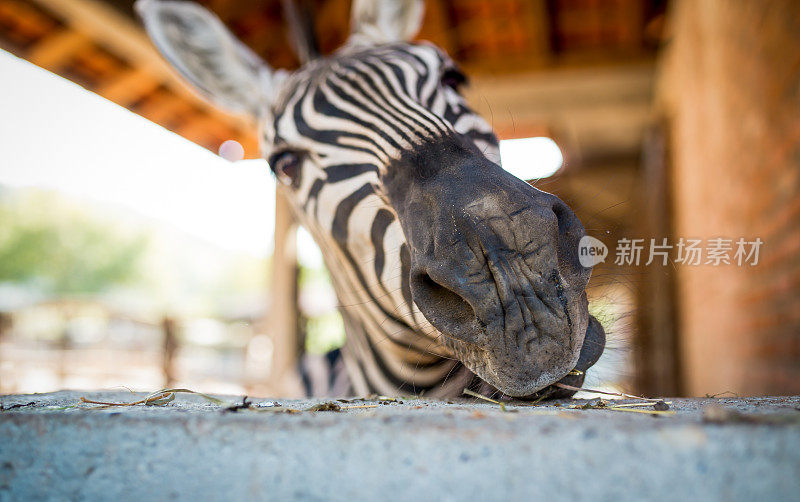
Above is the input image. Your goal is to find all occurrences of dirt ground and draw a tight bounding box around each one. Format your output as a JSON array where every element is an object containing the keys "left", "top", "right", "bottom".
[{"left": 2, "top": 391, "right": 799, "bottom": 501}]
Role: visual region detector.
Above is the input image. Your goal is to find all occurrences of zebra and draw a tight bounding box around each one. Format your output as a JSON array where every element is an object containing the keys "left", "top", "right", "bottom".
[{"left": 136, "top": 0, "right": 606, "bottom": 399}]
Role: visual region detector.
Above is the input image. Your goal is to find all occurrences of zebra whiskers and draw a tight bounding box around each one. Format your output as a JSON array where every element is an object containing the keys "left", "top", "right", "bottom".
[{"left": 139, "top": 0, "right": 606, "bottom": 399}]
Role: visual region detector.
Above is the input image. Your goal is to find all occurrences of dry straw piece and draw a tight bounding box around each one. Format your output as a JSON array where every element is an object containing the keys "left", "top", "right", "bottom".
[
  {"left": 463, "top": 385, "right": 674, "bottom": 416},
  {"left": 80, "top": 388, "right": 226, "bottom": 408}
]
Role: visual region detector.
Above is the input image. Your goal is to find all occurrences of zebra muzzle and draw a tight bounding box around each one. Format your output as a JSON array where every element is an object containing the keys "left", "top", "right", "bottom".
[{"left": 388, "top": 135, "right": 598, "bottom": 397}]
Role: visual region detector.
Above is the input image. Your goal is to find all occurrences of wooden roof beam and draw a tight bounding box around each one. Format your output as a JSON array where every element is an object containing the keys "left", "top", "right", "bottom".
[
  {"left": 29, "top": 0, "right": 253, "bottom": 131},
  {"left": 27, "top": 29, "right": 90, "bottom": 68},
  {"left": 96, "top": 67, "right": 160, "bottom": 106}
]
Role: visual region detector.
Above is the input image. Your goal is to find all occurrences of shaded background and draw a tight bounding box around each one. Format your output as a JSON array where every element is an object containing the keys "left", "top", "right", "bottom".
[{"left": 0, "top": 0, "right": 797, "bottom": 398}]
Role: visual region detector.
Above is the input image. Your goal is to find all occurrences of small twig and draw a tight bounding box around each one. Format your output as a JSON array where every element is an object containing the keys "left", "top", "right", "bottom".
[
  {"left": 604, "top": 407, "right": 676, "bottom": 416},
  {"left": 463, "top": 388, "right": 507, "bottom": 412},
  {"left": 554, "top": 383, "right": 662, "bottom": 402},
  {"left": 610, "top": 401, "right": 673, "bottom": 408},
  {"left": 705, "top": 391, "right": 739, "bottom": 398},
  {"left": 80, "top": 396, "right": 151, "bottom": 406},
  {"left": 341, "top": 404, "right": 378, "bottom": 410},
  {"left": 530, "top": 393, "right": 550, "bottom": 404},
  {"left": 463, "top": 388, "right": 500, "bottom": 404},
  {"left": 80, "top": 388, "right": 227, "bottom": 408},
  {"left": 145, "top": 388, "right": 225, "bottom": 405},
  {"left": 81, "top": 391, "right": 176, "bottom": 407},
  {"left": 250, "top": 406, "right": 301, "bottom": 414}
]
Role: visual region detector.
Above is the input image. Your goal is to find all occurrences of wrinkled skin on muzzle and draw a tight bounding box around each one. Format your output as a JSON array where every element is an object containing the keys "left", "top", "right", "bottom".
[
  {"left": 135, "top": 0, "right": 604, "bottom": 399},
  {"left": 385, "top": 136, "right": 605, "bottom": 397}
]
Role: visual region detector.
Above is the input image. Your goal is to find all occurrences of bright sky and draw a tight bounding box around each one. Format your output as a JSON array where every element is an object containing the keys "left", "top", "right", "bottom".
[
  {"left": 0, "top": 49, "right": 279, "bottom": 257},
  {"left": 0, "top": 49, "right": 560, "bottom": 265},
  {"left": 500, "top": 136, "right": 563, "bottom": 180}
]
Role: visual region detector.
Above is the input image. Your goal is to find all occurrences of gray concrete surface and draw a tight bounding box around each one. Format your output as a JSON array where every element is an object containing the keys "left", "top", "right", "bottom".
[{"left": 1, "top": 391, "right": 799, "bottom": 501}]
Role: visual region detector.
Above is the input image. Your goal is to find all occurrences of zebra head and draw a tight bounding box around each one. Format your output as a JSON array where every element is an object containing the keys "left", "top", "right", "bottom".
[{"left": 137, "top": 0, "right": 605, "bottom": 398}]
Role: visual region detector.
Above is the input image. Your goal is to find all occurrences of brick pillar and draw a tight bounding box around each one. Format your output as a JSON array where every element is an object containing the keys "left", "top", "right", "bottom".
[{"left": 658, "top": 0, "right": 800, "bottom": 396}]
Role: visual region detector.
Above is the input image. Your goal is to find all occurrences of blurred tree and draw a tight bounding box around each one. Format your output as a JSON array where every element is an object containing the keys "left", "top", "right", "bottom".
[
  {"left": 0, "top": 187, "right": 275, "bottom": 318},
  {"left": 0, "top": 189, "right": 148, "bottom": 295}
]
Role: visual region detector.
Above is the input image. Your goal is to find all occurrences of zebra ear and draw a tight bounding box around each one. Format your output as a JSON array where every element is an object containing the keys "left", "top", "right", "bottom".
[
  {"left": 135, "top": 0, "right": 275, "bottom": 118},
  {"left": 349, "top": 0, "right": 425, "bottom": 45}
]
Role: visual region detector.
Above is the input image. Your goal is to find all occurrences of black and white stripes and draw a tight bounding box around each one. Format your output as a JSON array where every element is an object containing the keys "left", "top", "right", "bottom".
[
  {"left": 266, "top": 44, "right": 498, "bottom": 396},
  {"left": 139, "top": 0, "right": 604, "bottom": 400}
]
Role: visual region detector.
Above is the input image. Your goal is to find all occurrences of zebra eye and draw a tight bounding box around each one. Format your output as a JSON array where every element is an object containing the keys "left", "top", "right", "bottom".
[
  {"left": 269, "top": 150, "right": 302, "bottom": 186},
  {"left": 441, "top": 67, "right": 467, "bottom": 92}
]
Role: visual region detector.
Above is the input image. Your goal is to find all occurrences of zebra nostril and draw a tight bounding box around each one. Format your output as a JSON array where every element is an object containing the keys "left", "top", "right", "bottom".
[
  {"left": 551, "top": 198, "right": 588, "bottom": 275},
  {"left": 552, "top": 200, "right": 571, "bottom": 236},
  {"left": 575, "top": 315, "right": 606, "bottom": 371},
  {"left": 410, "top": 271, "right": 479, "bottom": 341}
]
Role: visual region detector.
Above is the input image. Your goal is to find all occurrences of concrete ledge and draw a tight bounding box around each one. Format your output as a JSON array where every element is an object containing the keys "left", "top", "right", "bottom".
[{"left": 1, "top": 392, "right": 799, "bottom": 501}]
